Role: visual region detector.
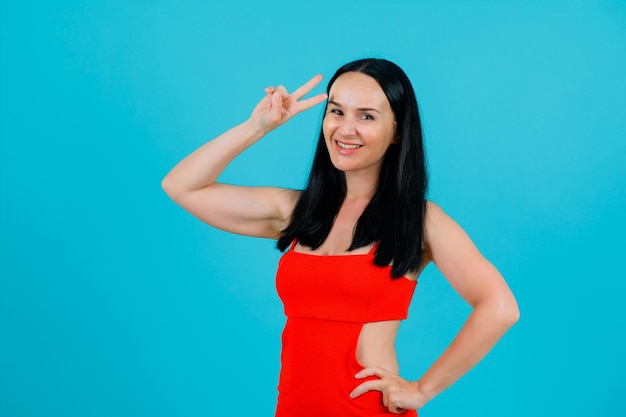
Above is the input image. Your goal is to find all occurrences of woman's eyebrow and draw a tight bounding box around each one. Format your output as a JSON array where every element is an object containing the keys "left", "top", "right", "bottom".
[{"left": 328, "top": 100, "right": 381, "bottom": 114}]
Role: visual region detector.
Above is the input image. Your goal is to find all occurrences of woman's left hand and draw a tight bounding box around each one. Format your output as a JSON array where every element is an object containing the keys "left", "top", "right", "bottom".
[{"left": 350, "top": 367, "right": 428, "bottom": 413}]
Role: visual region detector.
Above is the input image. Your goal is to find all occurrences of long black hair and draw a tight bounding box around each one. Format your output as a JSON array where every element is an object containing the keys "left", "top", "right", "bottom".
[{"left": 277, "top": 58, "right": 427, "bottom": 278}]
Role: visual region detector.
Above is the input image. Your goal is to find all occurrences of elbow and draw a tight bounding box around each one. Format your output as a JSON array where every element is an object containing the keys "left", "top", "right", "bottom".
[
  {"left": 161, "top": 174, "right": 181, "bottom": 200},
  {"left": 476, "top": 293, "right": 520, "bottom": 331},
  {"left": 496, "top": 295, "right": 520, "bottom": 330},
  {"left": 504, "top": 301, "right": 520, "bottom": 328},
  {"left": 161, "top": 175, "right": 173, "bottom": 196}
]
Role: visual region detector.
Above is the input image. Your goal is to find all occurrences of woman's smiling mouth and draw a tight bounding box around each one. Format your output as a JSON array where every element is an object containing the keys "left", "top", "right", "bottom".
[{"left": 336, "top": 140, "right": 362, "bottom": 150}]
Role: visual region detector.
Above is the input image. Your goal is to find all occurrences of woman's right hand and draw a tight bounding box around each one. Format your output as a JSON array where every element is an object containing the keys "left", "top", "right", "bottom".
[{"left": 250, "top": 74, "right": 328, "bottom": 134}]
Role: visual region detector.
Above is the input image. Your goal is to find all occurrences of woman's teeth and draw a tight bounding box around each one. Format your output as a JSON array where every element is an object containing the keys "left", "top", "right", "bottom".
[{"left": 337, "top": 141, "right": 361, "bottom": 150}]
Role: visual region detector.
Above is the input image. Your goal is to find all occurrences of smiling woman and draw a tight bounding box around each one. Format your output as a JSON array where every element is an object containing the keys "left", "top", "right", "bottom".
[
  {"left": 161, "top": 58, "right": 519, "bottom": 416},
  {"left": 324, "top": 72, "right": 398, "bottom": 175}
]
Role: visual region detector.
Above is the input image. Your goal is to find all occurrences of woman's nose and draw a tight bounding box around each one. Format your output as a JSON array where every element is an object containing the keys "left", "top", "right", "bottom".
[{"left": 339, "top": 117, "right": 357, "bottom": 136}]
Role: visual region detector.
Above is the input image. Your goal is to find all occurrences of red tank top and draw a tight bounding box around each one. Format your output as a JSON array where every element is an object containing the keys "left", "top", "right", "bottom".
[
  {"left": 274, "top": 242, "right": 418, "bottom": 416},
  {"left": 276, "top": 242, "right": 416, "bottom": 322}
]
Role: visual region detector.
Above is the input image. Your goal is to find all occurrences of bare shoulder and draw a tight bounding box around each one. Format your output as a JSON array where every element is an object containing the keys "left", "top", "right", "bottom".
[
  {"left": 423, "top": 200, "right": 477, "bottom": 261},
  {"left": 424, "top": 200, "right": 467, "bottom": 232},
  {"left": 423, "top": 200, "right": 455, "bottom": 239},
  {"left": 424, "top": 200, "right": 445, "bottom": 222},
  {"left": 423, "top": 200, "right": 506, "bottom": 303},
  {"left": 404, "top": 201, "right": 447, "bottom": 275}
]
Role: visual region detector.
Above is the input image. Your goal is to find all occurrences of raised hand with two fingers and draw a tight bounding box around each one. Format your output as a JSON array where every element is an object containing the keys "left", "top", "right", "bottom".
[{"left": 250, "top": 74, "right": 327, "bottom": 134}]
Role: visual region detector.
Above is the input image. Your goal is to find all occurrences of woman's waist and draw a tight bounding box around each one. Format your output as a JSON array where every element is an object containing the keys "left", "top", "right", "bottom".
[
  {"left": 278, "top": 317, "right": 403, "bottom": 416},
  {"left": 280, "top": 317, "right": 401, "bottom": 373}
]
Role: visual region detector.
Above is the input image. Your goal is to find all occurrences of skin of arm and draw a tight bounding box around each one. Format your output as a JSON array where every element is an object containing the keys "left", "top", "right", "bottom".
[
  {"left": 350, "top": 202, "right": 520, "bottom": 413},
  {"left": 161, "top": 76, "right": 327, "bottom": 239}
]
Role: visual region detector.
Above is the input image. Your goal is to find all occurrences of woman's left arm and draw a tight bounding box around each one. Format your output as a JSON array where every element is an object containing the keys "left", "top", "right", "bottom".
[{"left": 351, "top": 201, "right": 520, "bottom": 412}]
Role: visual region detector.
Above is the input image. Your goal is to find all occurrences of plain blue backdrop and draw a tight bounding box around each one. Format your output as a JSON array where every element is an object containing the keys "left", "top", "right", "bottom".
[{"left": 1, "top": 1, "right": 625, "bottom": 416}]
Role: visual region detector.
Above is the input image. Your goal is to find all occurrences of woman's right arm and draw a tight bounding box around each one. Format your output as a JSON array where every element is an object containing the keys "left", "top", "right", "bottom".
[{"left": 161, "top": 75, "right": 327, "bottom": 239}]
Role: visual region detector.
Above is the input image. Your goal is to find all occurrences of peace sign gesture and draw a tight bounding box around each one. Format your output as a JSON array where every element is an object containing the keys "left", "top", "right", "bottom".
[{"left": 250, "top": 74, "right": 327, "bottom": 134}]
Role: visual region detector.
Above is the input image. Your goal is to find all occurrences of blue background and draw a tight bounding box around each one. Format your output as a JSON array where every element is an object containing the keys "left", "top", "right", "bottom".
[{"left": 1, "top": 1, "right": 625, "bottom": 416}]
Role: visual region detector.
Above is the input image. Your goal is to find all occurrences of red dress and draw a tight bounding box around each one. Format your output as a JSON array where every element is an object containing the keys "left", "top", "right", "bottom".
[{"left": 275, "top": 243, "right": 418, "bottom": 417}]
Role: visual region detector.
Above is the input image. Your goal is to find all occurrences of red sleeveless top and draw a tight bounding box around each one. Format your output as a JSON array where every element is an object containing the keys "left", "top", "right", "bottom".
[{"left": 274, "top": 243, "right": 417, "bottom": 416}]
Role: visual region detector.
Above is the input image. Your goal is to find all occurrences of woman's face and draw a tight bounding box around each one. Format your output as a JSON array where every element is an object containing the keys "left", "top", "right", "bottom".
[{"left": 323, "top": 71, "right": 397, "bottom": 177}]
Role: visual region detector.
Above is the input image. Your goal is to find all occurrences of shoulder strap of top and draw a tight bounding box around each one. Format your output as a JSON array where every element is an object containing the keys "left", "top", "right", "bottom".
[{"left": 368, "top": 242, "right": 380, "bottom": 255}]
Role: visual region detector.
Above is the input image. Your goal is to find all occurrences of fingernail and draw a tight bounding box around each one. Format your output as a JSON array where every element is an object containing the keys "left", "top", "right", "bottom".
[{"left": 273, "top": 91, "right": 279, "bottom": 99}]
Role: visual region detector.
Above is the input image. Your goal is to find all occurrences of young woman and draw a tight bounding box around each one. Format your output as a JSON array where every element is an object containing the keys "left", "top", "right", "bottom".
[{"left": 162, "top": 58, "right": 519, "bottom": 416}]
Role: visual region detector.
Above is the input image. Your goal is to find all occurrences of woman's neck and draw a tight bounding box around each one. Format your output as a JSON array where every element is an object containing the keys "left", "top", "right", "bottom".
[{"left": 344, "top": 170, "right": 380, "bottom": 201}]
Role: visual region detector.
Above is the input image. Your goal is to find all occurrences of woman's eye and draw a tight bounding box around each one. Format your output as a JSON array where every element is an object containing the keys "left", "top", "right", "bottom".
[
  {"left": 360, "top": 114, "right": 373, "bottom": 120},
  {"left": 330, "top": 109, "right": 343, "bottom": 116}
]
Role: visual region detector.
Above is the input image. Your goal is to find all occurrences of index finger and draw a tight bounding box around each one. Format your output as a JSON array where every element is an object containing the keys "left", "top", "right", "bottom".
[
  {"left": 350, "top": 379, "right": 385, "bottom": 398},
  {"left": 292, "top": 74, "right": 324, "bottom": 101}
]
